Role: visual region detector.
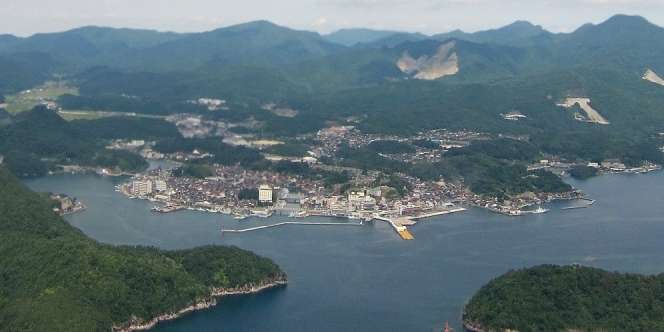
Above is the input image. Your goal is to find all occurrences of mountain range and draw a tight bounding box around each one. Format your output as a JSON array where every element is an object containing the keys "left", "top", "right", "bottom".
[
  {"left": 1, "top": 15, "right": 664, "bottom": 151},
  {"left": 1, "top": 15, "right": 663, "bottom": 89}
]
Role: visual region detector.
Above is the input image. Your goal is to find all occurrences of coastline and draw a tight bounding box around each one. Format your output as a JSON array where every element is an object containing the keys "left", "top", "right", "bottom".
[
  {"left": 462, "top": 321, "right": 485, "bottom": 332},
  {"left": 113, "top": 278, "right": 287, "bottom": 332}
]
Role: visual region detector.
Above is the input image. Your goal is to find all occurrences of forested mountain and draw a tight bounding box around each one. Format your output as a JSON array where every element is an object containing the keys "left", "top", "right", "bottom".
[
  {"left": 0, "top": 28, "right": 182, "bottom": 70},
  {"left": 324, "top": 28, "right": 406, "bottom": 46},
  {"left": 2, "top": 15, "right": 664, "bottom": 168},
  {"left": 0, "top": 166, "right": 285, "bottom": 331},
  {"left": 118, "top": 20, "right": 344, "bottom": 71},
  {"left": 464, "top": 265, "right": 664, "bottom": 332},
  {"left": 0, "top": 53, "right": 58, "bottom": 94},
  {"left": 554, "top": 15, "right": 664, "bottom": 72},
  {"left": 0, "top": 106, "right": 181, "bottom": 177},
  {"left": 433, "top": 20, "right": 550, "bottom": 46},
  {"left": 0, "top": 26, "right": 182, "bottom": 55}
]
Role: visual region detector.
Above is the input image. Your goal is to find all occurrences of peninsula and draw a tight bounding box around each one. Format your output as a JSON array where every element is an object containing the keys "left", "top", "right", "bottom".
[{"left": 0, "top": 166, "right": 286, "bottom": 331}]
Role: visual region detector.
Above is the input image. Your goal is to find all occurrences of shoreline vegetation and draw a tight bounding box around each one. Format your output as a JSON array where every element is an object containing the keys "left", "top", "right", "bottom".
[{"left": 114, "top": 278, "right": 287, "bottom": 332}]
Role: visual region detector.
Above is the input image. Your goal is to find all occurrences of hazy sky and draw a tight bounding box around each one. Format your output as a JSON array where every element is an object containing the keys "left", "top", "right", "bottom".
[{"left": 2, "top": 0, "right": 664, "bottom": 36}]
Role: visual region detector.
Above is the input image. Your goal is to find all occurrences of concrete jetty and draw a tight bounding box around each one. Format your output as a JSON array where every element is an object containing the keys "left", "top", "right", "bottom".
[
  {"left": 374, "top": 207, "right": 467, "bottom": 240},
  {"left": 373, "top": 216, "right": 415, "bottom": 240},
  {"left": 221, "top": 221, "right": 363, "bottom": 234},
  {"left": 222, "top": 207, "right": 466, "bottom": 240}
]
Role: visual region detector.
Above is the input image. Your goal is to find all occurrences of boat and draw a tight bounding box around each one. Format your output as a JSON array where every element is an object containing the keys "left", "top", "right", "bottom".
[
  {"left": 234, "top": 214, "right": 249, "bottom": 221},
  {"left": 531, "top": 206, "right": 549, "bottom": 214},
  {"left": 443, "top": 321, "right": 453, "bottom": 332},
  {"left": 151, "top": 205, "right": 184, "bottom": 213}
]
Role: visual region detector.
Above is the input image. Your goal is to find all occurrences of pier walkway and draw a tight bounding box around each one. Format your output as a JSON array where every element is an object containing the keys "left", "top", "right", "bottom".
[
  {"left": 374, "top": 207, "right": 467, "bottom": 240},
  {"left": 222, "top": 207, "right": 467, "bottom": 241},
  {"left": 221, "top": 222, "right": 363, "bottom": 233}
]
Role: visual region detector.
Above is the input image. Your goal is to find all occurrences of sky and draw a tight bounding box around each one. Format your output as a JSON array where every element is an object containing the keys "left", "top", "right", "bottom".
[{"left": 2, "top": 0, "right": 664, "bottom": 37}]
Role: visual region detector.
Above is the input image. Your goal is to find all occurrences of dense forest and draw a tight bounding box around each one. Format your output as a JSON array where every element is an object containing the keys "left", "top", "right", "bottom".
[
  {"left": 569, "top": 165, "right": 599, "bottom": 179},
  {"left": 464, "top": 265, "right": 664, "bottom": 332},
  {"left": 153, "top": 137, "right": 265, "bottom": 167},
  {"left": 0, "top": 107, "right": 180, "bottom": 177},
  {"left": 0, "top": 166, "right": 285, "bottom": 331},
  {"left": 335, "top": 139, "right": 571, "bottom": 197}
]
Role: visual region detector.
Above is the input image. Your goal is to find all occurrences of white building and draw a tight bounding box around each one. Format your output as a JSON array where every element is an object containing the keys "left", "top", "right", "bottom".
[
  {"left": 154, "top": 180, "right": 168, "bottom": 192},
  {"left": 348, "top": 190, "right": 366, "bottom": 204},
  {"left": 259, "top": 185, "right": 273, "bottom": 204},
  {"left": 132, "top": 180, "right": 153, "bottom": 196}
]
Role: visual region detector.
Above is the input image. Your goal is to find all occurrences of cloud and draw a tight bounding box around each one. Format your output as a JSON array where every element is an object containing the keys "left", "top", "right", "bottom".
[{"left": 313, "top": 16, "right": 329, "bottom": 26}]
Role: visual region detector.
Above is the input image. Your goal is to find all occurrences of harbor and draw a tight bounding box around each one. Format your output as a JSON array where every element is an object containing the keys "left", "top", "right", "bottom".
[
  {"left": 374, "top": 207, "right": 467, "bottom": 240},
  {"left": 221, "top": 207, "right": 467, "bottom": 241},
  {"left": 25, "top": 169, "right": 664, "bottom": 332}
]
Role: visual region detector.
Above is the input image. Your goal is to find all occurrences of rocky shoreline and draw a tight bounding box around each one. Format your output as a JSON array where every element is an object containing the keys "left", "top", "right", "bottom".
[
  {"left": 113, "top": 278, "right": 287, "bottom": 332},
  {"left": 463, "top": 321, "right": 486, "bottom": 332}
]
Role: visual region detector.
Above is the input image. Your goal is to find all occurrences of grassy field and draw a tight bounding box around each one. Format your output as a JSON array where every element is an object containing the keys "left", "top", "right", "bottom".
[
  {"left": 56, "top": 110, "right": 109, "bottom": 121},
  {"left": 5, "top": 81, "right": 78, "bottom": 114}
]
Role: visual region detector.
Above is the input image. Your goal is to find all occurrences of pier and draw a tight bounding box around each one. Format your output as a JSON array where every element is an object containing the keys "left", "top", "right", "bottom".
[
  {"left": 373, "top": 216, "right": 416, "bottom": 240},
  {"left": 374, "top": 207, "right": 467, "bottom": 240},
  {"left": 221, "top": 207, "right": 467, "bottom": 240},
  {"left": 562, "top": 199, "right": 595, "bottom": 210},
  {"left": 221, "top": 221, "right": 363, "bottom": 234}
]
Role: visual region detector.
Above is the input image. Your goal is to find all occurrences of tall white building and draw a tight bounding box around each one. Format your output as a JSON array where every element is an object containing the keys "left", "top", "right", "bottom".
[
  {"left": 132, "top": 180, "right": 153, "bottom": 196},
  {"left": 259, "top": 185, "right": 273, "bottom": 204},
  {"left": 154, "top": 180, "right": 167, "bottom": 192}
]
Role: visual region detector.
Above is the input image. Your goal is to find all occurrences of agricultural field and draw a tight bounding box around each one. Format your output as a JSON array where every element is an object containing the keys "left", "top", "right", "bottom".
[{"left": 5, "top": 81, "right": 78, "bottom": 114}]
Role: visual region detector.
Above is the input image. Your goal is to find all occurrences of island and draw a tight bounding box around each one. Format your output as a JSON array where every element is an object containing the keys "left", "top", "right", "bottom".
[
  {"left": 463, "top": 265, "right": 664, "bottom": 332},
  {"left": 0, "top": 166, "right": 286, "bottom": 331}
]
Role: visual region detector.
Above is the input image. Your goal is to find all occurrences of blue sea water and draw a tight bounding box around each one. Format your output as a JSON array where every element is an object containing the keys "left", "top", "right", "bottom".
[{"left": 26, "top": 171, "right": 664, "bottom": 331}]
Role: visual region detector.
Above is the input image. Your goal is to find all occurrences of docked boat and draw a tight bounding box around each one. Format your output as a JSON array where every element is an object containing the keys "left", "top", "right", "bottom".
[{"left": 151, "top": 205, "right": 184, "bottom": 213}]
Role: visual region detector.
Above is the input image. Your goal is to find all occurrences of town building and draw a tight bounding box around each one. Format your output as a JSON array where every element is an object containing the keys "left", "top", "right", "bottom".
[
  {"left": 132, "top": 180, "right": 153, "bottom": 196},
  {"left": 154, "top": 180, "right": 168, "bottom": 192},
  {"left": 259, "top": 185, "right": 274, "bottom": 204}
]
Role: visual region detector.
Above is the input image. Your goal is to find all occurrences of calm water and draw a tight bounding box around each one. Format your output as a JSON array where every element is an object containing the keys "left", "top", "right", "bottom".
[{"left": 26, "top": 171, "right": 664, "bottom": 332}]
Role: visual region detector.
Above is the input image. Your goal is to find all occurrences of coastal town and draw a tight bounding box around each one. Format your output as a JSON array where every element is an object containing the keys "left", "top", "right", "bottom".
[
  {"left": 117, "top": 164, "right": 469, "bottom": 240},
  {"left": 105, "top": 124, "right": 661, "bottom": 240}
]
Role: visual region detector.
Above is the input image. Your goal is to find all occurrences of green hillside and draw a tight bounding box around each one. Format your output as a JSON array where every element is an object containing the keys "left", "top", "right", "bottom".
[
  {"left": 1, "top": 16, "right": 664, "bottom": 168},
  {"left": 0, "top": 106, "right": 182, "bottom": 177},
  {"left": 324, "top": 28, "right": 421, "bottom": 46},
  {"left": 464, "top": 265, "right": 664, "bottom": 332},
  {"left": 433, "top": 20, "right": 550, "bottom": 46},
  {"left": 0, "top": 166, "right": 285, "bottom": 331},
  {"left": 0, "top": 53, "right": 57, "bottom": 94}
]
